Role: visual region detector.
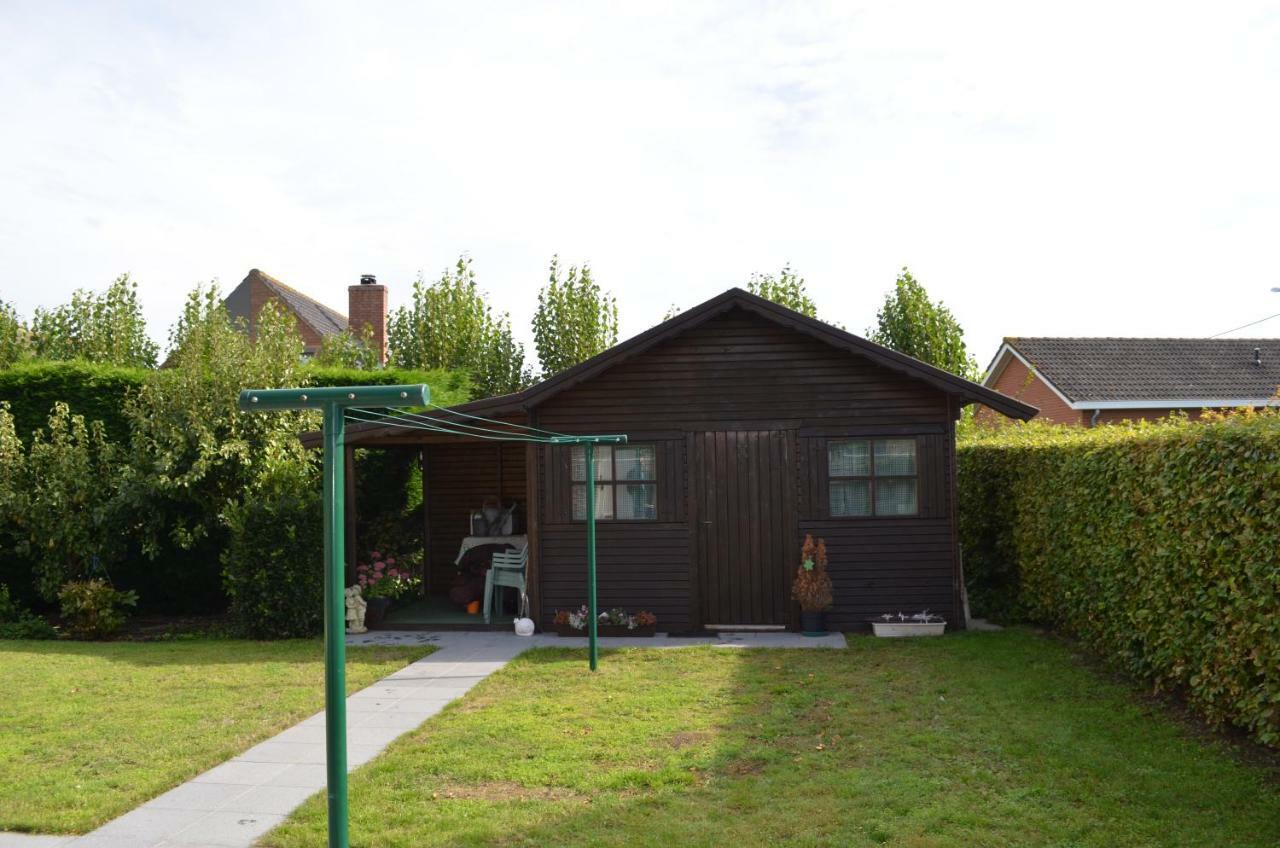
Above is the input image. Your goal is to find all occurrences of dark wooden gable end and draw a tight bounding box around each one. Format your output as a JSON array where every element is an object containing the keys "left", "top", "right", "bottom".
[{"left": 510, "top": 292, "right": 1034, "bottom": 632}]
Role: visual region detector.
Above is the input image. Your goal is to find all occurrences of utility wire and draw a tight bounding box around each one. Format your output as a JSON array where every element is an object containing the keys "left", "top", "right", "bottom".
[{"left": 1209, "top": 312, "right": 1280, "bottom": 339}]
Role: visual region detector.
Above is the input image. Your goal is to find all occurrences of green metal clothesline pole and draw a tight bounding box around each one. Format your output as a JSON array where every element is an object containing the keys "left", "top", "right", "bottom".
[
  {"left": 585, "top": 442, "right": 598, "bottom": 671},
  {"left": 549, "top": 434, "right": 627, "bottom": 672},
  {"left": 239, "top": 384, "right": 430, "bottom": 848}
]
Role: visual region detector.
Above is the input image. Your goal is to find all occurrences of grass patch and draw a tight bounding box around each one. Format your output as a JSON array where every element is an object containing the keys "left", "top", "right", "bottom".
[
  {"left": 264, "top": 629, "right": 1279, "bottom": 848},
  {"left": 0, "top": 638, "right": 434, "bottom": 833}
]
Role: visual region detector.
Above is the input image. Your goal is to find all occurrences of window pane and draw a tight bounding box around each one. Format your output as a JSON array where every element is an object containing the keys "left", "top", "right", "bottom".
[
  {"left": 571, "top": 483, "right": 614, "bottom": 520},
  {"left": 570, "top": 445, "right": 613, "bottom": 481},
  {"left": 616, "top": 483, "right": 657, "bottom": 520},
  {"left": 827, "top": 440, "right": 870, "bottom": 477},
  {"left": 830, "top": 480, "right": 871, "bottom": 516},
  {"left": 875, "top": 478, "right": 918, "bottom": 515},
  {"left": 874, "top": 439, "right": 916, "bottom": 475},
  {"left": 615, "top": 445, "right": 655, "bottom": 480}
]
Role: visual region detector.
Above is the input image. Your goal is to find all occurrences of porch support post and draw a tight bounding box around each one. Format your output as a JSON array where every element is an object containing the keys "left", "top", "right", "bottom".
[{"left": 344, "top": 445, "right": 357, "bottom": 582}]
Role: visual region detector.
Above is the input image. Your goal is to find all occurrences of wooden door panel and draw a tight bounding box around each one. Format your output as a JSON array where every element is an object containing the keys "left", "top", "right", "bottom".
[{"left": 692, "top": 430, "right": 793, "bottom": 626}]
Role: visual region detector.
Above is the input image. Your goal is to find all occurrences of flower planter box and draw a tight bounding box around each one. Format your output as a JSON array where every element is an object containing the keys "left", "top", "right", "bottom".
[
  {"left": 553, "top": 623, "right": 656, "bottom": 638},
  {"left": 871, "top": 620, "right": 946, "bottom": 638}
]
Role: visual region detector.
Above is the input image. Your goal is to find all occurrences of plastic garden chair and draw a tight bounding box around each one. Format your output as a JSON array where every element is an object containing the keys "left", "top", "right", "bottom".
[{"left": 484, "top": 546, "right": 528, "bottom": 624}]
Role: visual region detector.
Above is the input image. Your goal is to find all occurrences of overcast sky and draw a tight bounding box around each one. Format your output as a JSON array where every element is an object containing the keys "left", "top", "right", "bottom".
[{"left": 3, "top": 2, "right": 1280, "bottom": 369}]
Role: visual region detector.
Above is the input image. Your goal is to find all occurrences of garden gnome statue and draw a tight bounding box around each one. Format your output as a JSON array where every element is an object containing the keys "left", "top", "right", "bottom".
[{"left": 345, "top": 585, "right": 368, "bottom": 634}]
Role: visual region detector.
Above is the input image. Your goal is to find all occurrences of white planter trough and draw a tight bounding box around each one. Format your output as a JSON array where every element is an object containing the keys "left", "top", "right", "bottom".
[{"left": 871, "top": 613, "right": 946, "bottom": 638}]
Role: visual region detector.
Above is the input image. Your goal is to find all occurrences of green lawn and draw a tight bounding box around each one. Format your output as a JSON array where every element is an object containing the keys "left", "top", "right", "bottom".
[
  {"left": 0, "top": 638, "right": 434, "bottom": 834},
  {"left": 265, "top": 630, "right": 1279, "bottom": 848}
]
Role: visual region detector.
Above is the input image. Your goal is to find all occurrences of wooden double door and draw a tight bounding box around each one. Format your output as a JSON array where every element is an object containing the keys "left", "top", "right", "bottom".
[{"left": 690, "top": 430, "right": 796, "bottom": 627}]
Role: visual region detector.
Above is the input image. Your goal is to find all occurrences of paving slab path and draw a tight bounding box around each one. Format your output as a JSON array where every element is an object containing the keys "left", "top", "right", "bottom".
[{"left": 3, "top": 629, "right": 845, "bottom": 848}]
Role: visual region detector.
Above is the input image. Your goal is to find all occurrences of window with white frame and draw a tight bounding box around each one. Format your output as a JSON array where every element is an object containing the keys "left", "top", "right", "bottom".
[
  {"left": 827, "top": 438, "right": 918, "bottom": 517},
  {"left": 571, "top": 444, "right": 657, "bottom": 521}
]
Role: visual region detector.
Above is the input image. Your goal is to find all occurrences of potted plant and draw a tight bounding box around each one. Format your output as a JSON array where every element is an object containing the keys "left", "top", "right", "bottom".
[
  {"left": 354, "top": 551, "right": 419, "bottom": 629},
  {"left": 552, "top": 606, "right": 657, "bottom": 637},
  {"left": 871, "top": 611, "right": 947, "bottom": 638},
  {"left": 791, "top": 534, "right": 833, "bottom": 636}
]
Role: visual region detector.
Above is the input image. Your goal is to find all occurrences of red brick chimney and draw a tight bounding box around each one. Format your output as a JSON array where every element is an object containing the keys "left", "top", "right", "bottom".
[{"left": 348, "top": 274, "right": 388, "bottom": 366}]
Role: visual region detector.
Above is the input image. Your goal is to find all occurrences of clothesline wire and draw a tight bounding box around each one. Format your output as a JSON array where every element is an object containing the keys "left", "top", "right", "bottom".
[
  {"left": 425, "top": 400, "right": 573, "bottom": 438},
  {"left": 343, "top": 409, "right": 555, "bottom": 444},
  {"left": 359, "top": 407, "right": 558, "bottom": 442}
]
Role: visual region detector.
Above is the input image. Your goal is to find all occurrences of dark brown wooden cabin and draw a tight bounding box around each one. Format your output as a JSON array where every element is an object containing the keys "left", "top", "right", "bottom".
[{"left": 334, "top": 288, "right": 1036, "bottom": 632}]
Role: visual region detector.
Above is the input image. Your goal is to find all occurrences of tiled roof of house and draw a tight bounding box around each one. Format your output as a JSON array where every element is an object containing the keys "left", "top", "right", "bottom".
[
  {"left": 999, "top": 337, "right": 1280, "bottom": 402},
  {"left": 231, "top": 269, "right": 347, "bottom": 337}
]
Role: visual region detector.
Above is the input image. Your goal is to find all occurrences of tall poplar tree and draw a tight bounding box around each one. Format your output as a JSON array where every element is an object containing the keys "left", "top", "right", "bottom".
[
  {"left": 532, "top": 256, "right": 619, "bottom": 377},
  {"left": 868, "top": 267, "right": 978, "bottom": 380}
]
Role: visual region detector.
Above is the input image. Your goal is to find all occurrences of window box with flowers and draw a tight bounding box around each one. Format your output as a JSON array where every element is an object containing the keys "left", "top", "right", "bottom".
[
  {"left": 353, "top": 551, "right": 420, "bottom": 629},
  {"left": 552, "top": 606, "right": 657, "bottom": 637}
]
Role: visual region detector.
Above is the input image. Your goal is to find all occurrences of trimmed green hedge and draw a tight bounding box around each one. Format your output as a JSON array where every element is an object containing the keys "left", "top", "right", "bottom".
[
  {"left": 306, "top": 365, "right": 472, "bottom": 407},
  {"left": 0, "top": 361, "right": 148, "bottom": 442},
  {"left": 958, "top": 416, "right": 1280, "bottom": 747},
  {"left": 0, "top": 362, "right": 473, "bottom": 446}
]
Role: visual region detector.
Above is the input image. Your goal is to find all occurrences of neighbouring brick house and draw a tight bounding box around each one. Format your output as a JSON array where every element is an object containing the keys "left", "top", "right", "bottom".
[
  {"left": 977, "top": 337, "right": 1280, "bottom": 426},
  {"left": 222, "top": 269, "right": 388, "bottom": 363}
]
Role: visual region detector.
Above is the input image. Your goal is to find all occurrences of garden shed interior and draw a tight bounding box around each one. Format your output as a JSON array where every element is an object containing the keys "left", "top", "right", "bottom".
[{"left": 309, "top": 287, "right": 1036, "bottom": 632}]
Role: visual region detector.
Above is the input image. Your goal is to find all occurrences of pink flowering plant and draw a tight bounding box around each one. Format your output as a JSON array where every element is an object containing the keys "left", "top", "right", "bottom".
[{"left": 355, "top": 550, "right": 420, "bottom": 600}]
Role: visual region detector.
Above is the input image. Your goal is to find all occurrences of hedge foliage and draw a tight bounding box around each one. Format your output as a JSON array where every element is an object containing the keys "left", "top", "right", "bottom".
[
  {"left": 0, "top": 361, "right": 148, "bottom": 442},
  {"left": 222, "top": 442, "right": 323, "bottom": 638},
  {"left": 958, "top": 415, "right": 1280, "bottom": 747}
]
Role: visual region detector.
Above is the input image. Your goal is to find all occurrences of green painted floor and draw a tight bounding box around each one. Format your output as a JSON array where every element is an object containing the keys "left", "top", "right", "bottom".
[{"left": 384, "top": 594, "right": 514, "bottom": 626}]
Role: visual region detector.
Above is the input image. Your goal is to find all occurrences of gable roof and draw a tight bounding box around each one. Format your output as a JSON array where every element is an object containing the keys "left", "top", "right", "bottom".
[
  {"left": 452, "top": 287, "right": 1036, "bottom": 421},
  {"left": 985, "top": 337, "right": 1280, "bottom": 408},
  {"left": 227, "top": 269, "right": 348, "bottom": 339}
]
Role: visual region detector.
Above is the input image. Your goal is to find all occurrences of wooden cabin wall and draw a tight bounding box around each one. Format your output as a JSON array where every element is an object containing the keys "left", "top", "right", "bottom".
[
  {"left": 530, "top": 305, "right": 963, "bottom": 631},
  {"left": 422, "top": 441, "right": 526, "bottom": 594}
]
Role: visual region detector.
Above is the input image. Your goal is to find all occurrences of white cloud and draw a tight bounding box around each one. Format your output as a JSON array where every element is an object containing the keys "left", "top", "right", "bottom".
[{"left": 2, "top": 1, "right": 1280, "bottom": 367}]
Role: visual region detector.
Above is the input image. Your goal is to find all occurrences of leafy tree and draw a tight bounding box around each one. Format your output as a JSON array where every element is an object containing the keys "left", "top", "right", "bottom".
[
  {"left": 746, "top": 264, "right": 817, "bottom": 318},
  {"left": 30, "top": 274, "right": 158, "bottom": 367},
  {"left": 532, "top": 256, "right": 619, "bottom": 377},
  {"left": 119, "top": 287, "right": 308, "bottom": 606},
  {"left": 868, "top": 267, "right": 979, "bottom": 380},
  {"left": 0, "top": 300, "right": 32, "bottom": 368},
  {"left": 387, "top": 257, "right": 530, "bottom": 396},
  {"left": 12, "top": 403, "right": 122, "bottom": 600},
  {"left": 314, "top": 323, "right": 379, "bottom": 370}
]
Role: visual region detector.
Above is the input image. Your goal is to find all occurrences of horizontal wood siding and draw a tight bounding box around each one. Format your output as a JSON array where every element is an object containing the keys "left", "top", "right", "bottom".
[
  {"left": 539, "top": 523, "right": 691, "bottom": 631},
  {"left": 801, "top": 518, "right": 960, "bottom": 629},
  {"left": 533, "top": 308, "right": 950, "bottom": 431}
]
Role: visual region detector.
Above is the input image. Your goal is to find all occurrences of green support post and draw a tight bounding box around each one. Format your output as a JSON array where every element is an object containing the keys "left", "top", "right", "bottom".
[
  {"left": 321, "top": 403, "right": 348, "bottom": 847},
  {"left": 584, "top": 442, "right": 598, "bottom": 671},
  {"left": 238, "top": 384, "right": 430, "bottom": 848},
  {"left": 549, "top": 434, "right": 628, "bottom": 672}
]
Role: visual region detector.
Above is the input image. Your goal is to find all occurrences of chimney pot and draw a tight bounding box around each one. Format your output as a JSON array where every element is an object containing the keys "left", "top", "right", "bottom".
[{"left": 360, "top": 274, "right": 377, "bottom": 285}]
